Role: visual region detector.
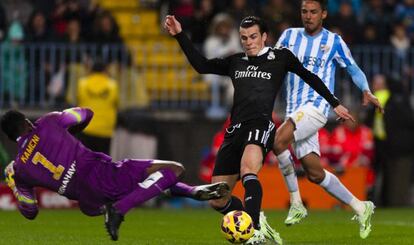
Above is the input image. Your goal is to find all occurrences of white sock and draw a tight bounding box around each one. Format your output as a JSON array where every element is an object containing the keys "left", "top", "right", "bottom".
[
  {"left": 319, "top": 169, "right": 362, "bottom": 213},
  {"left": 290, "top": 191, "right": 302, "bottom": 206},
  {"left": 277, "top": 150, "right": 302, "bottom": 205},
  {"left": 350, "top": 197, "right": 365, "bottom": 216}
]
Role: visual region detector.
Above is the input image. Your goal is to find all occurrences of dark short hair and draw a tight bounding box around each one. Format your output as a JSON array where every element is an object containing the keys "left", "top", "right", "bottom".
[
  {"left": 302, "top": 0, "right": 327, "bottom": 10},
  {"left": 1, "top": 110, "right": 26, "bottom": 141},
  {"left": 240, "top": 16, "right": 268, "bottom": 34}
]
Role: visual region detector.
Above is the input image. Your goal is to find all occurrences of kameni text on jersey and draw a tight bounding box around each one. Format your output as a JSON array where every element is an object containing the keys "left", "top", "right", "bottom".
[
  {"left": 20, "top": 134, "right": 40, "bottom": 163},
  {"left": 234, "top": 65, "right": 272, "bottom": 80}
]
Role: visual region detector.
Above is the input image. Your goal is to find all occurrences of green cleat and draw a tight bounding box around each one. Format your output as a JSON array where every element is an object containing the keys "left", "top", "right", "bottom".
[
  {"left": 244, "top": 229, "right": 266, "bottom": 245},
  {"left": 260, "top": 212, "right": 283, "bottom": 244},
  {"left": 284, "top": 203, "right": 308, "bottom": 226},
  {"left": 352, "top": 201, "right": 375, "bottom": 239}
]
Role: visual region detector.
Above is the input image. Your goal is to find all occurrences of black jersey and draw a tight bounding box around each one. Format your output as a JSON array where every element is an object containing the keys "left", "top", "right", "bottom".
[{"left": 175, "top": 32, "right": 339, "bottom": 124}]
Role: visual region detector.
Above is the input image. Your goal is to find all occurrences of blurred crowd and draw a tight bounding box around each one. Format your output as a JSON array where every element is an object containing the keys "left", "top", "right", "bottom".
[
  {"left": 162, "top": 0, "right": 414, "bottom": 49},
  {"left": 0, "top": 0, "right": 123, "bottom": 45},
  {"left": 1, "top": 0, "right": 413, "bottom": 52}
]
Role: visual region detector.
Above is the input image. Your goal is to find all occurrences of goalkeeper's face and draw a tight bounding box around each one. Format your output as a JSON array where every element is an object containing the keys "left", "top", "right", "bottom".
[{"left": 301, "top": 0, "right": 327, "bottom": 36}]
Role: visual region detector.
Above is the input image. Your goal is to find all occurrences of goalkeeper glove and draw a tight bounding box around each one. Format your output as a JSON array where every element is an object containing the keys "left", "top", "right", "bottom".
[{"left": 4, "top": 161, "right": 16, "bottom": 190}]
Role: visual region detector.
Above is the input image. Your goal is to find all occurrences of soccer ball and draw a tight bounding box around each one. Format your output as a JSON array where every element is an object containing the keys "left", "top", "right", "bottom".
[{"left": 221, "top": 210, "right": 254, "bottom": 243}]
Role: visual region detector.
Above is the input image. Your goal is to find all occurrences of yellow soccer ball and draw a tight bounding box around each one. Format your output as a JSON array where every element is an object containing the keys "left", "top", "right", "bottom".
[{"left": 221, "top": 210, "right": 254, "bottom": 243}]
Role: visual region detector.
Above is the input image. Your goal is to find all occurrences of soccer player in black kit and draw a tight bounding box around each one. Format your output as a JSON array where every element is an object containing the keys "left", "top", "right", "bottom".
[{"left": 165, "top": 15, "right": 354, "bottom": 244}]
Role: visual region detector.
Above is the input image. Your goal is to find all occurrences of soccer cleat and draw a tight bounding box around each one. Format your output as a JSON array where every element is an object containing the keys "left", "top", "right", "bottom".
[
  {"left": 104, "top": 203, "right": 124, "bottom": 241},
  {"left": 284, "top": 203, "right": 308, "bottom": 226},
  {"left": 192, "top": 182, "right": 230, "bottom": 201},
  {"left": 260, "top": 212, "right": 283, "bottom": 244},
  {"left": 243, "top": 229, "right": 266, "bottom": 245},
  {"left": 351, "top": 201, "right": 375, "bottom": 239}
]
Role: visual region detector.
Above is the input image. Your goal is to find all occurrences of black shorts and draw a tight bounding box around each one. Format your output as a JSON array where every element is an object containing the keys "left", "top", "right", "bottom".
[{"left": 213, "top": 118, "right": 276, "bottom": 176}]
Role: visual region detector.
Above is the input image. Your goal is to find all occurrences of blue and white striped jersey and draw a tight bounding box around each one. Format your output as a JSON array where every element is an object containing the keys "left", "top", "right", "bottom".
[{"left": 276, "top": 28, "right": 355, "bottom": 117}]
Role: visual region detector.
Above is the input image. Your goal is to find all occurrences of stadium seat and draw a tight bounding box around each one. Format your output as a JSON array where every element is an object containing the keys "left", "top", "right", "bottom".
[{"left": 97, "top": 0, "right": 139, "bottom": 10}]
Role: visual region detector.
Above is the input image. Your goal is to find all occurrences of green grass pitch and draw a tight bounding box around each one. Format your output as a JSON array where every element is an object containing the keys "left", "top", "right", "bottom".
[{"left": 0, "top": 208, "right": 413, "bottom": 244}]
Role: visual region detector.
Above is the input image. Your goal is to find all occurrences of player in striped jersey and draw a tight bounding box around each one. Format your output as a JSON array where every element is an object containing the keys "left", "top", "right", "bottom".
[{"left": 273, "top": 0, "right": 383, "bottom": 239}]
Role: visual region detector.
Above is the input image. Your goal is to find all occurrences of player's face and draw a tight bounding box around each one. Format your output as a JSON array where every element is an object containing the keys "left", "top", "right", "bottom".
[
  {"left": 239, "top": 25, "right": 267, "bottom": 56},
  {"left": 301, "top": 0, "right": 327, "bottom": 35}
]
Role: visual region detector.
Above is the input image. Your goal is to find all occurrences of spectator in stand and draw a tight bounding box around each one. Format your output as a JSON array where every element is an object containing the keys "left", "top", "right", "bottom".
[
  {"left": 189, "top": 0, "right": 216, "bottom": 49},
  {"left": 88, "top": 11, "right": 130, "bottom": 64},
  {"left": 358, "top": 23, "right": 380, "bottom": 45},
  {"left": 199, "top": 117, "right": 231, "bottom": 183},
  {"left": 50, "top": 0, "right": 86, "bottom": 39},
  {"left": 331, "top": 112, "right": 374, "bottom": 168},
  {"left": 47, "top": 18, "right": 84, "bottom": 105},
  {"left": 89, "top": 11, "right": 122, "bottom": 44},
  {"left": 1, "top": 19, "right": 27, "bottom": 105},
  {"left": 330, "top": 111, "right": 375, "bottom": 198},
  {"left": 25, "top": 11, "right": 53, "bottom": 43},
  {"left": 24, "top": 11, "right": 55, "bottom": 104},
  {"left": 61, "top": 18, "right": 84, "bottom": 44},
  {"left": 261, "top": 0, "right": 296, "bottom": 30},
  {"left": 390, "top": 22, "right": 410, "bottom": 60},
  {"left": 328, "top": 0, "right": 363, "bottom": 15},
  {"left": 382, "top": 78, "right": 414, "bottom": 206},
  {"left": 168, "top": 0, "right": 195, "bottom": 31},
  {"left": 261, "top": 0, "right": 296, "bottom": 45},
  {"left": 226, "top": 0, "right": 256, "bottom": 25},
  {"left": 395, "top": 0, "right": 414, "bottom": 39},
  {"left": 360, "top": 0, "right": 392, "bottom": 43},
  {"left": 76, "top": 59, "right": 119, "bottom": 155},
  {"left": 327, "top": 1, "right": 361, "bottom": 44},
  {"left": 203, "top": 13, "right": 242, "bottom": 109},
  {"left": 365, "top": 74, "right": 389, "bottom": 205}
]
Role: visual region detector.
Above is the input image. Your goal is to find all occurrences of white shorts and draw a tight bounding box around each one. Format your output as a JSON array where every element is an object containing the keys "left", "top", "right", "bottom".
[{"left": 286, "top": 104, "right": 327, "bottom": 159}]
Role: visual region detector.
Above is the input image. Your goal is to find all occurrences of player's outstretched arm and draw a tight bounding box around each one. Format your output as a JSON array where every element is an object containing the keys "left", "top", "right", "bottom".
[
  {"left": 333, "top": 105, "right": 355, "bottom": 122},
  {"left": 5, "top": 162, "right": 39, "bottom": 220},
  {"left": 346, "top": 64, "right": 384, "bottom": 113},
  {"left": 362, "top": 90, "right": 384, "bottom": 113},
  {"left": 164, "top": 15, "right": 229, "bottom": 75},
  {"left": 59, "top": 107, "right": 94, "bottom": 134}
]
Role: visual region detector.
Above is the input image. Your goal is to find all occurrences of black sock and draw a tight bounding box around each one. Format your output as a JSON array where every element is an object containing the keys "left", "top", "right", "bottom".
[
  {"left": 214, "top": 196, "right": 245, "bottom": 215},
  {"left": 242, "top": 173, "right": 262, "bottom": 230}
]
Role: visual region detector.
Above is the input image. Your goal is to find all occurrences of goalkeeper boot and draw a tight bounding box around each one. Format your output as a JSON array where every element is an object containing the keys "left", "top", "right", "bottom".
[
  {"left": 104, "top": 203, "right": 124, "bottom": 241},
  {"left": 260, "top": 211, "right": 283, "bottom": 244},
  {"left": 351, "top": 201, "right": 375, "bottom": 239},
  {"left": 284, "top": 203, "right": 308, "bottom": 226},
  {"left": 192, "top": 182, "right": 230, "bottom": 200},
  {"left": 244, "top": 229, "right": 266, "bottom": 245}
]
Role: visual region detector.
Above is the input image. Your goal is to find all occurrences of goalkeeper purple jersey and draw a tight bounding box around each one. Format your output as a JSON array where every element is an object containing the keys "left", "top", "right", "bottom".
[
  {"left": 11, "top": 108, "right": 114, "bottom": 218},
  {"left": 13, "top": 108, "right": 110, "bottom": 197}
]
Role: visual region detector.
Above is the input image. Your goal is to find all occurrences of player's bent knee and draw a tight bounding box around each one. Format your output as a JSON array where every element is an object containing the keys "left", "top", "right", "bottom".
[
  {"left": 167, "top": 162, "right": 185, "bottom": 179},
  {"left": 307, "top": 172, "right": 324, "bottom": 184}
]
